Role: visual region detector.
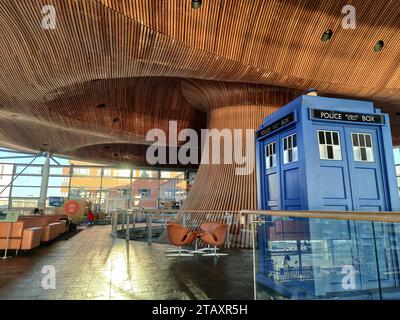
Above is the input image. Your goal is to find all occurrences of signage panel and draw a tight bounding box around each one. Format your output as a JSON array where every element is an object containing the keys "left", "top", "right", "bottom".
[
  {"left": 256, "top": 112, "right": 296, "bottom": 139},
  {"left": 311, "top": 109, "right": 385, "bottom": 124}
]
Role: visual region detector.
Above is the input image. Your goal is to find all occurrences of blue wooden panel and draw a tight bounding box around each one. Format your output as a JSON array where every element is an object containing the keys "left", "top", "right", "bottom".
[
  {"left": 267, "top": 173, "right": 279, "bottom": 204},
  {"left": 319, "top": 167, "right": 346, "bottom": 199},
  {"left": 284, "top": 168, "right": 300, "bottom": 200},
  {"left": 354, "top": 168, "right": 379, "bottom": 200}
]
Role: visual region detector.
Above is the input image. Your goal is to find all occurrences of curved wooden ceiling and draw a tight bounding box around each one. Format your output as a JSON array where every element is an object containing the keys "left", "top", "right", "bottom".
[{"left": 0, "top": 0, "right": 399, "bottom": 163}]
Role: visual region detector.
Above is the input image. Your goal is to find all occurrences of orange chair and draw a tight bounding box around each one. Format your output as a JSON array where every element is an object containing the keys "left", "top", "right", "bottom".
[
  {"left": 166, "top": 223, "right": 196, "bottom": 257},
  {"left": 0, "top": 222, "right": 43, "bottom": 254},
  {"left": 197, "top": 222, "right": 220, "bottom": 253},
  {"left": 200, "top": 222, "right": 229, "bottom": 257}
]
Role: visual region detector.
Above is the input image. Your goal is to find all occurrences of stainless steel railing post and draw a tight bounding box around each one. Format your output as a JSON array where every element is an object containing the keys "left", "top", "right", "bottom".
[
  {"left": 126, "top": 212, "right": 130, "bottom": 241},
  {"left": 147, "top": 214, "right": 152, "bottom": 245}
]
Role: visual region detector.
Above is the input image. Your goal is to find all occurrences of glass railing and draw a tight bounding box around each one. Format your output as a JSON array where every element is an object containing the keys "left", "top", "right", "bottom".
[
  {"left": 243, "top": 210, "right": 400, "bottom": 300},
  {"left": 111, "top": 209, "right": 178, "bottom": 243},
  {"left": 110, "top": 209, "right": 241, "bottom": 247}
]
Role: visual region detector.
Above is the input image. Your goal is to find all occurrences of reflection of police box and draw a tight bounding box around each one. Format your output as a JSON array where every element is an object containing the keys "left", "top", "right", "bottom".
[{"left": 256, "top": 95, "right": 400, "bottom": 212}]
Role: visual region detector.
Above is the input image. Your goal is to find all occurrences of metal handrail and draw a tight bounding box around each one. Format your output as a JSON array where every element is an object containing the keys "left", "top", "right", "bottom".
[{"left": 240, "top": 209, "right": 400, "bottom": 222}]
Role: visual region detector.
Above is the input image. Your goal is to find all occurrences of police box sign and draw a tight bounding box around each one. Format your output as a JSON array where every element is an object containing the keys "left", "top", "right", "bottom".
[
  {"left": 311, "top": 109, "right": 385, "bottom": 125},
  {"left": 256, "top": 112, "right": 295, "bottom": 139}
]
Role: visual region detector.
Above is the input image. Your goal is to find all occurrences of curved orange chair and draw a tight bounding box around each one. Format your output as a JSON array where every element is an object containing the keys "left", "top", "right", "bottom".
[
  {"left": 200, "top": 222, "right": 229, "bottom": 257},
  {"left": 166, "top": 223, "right": 196, "bottom": 257}
]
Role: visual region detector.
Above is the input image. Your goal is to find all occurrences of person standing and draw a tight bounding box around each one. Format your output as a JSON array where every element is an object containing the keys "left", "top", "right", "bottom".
[{"left": 87, "top": 209, "right": 95, "bottom": 225}]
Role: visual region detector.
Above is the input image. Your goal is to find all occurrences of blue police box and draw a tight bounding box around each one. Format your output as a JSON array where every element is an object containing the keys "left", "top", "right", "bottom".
[
  {"left": 256, "top": 94, "right": 400, "bottom": 212},
  {"left": 255, "top": 94, "right": 400, "bottom": 299}
]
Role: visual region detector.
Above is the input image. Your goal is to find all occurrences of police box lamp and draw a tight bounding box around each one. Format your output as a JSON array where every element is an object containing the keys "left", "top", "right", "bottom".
[
  {"left": 255, "top": 94, "right": 400, "bottom": 212},
  {"left": 306, "top": 88, "right": 318, "bottom": 96}
]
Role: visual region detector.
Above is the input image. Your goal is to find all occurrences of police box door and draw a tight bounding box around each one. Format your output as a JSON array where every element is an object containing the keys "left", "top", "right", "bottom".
[
  {"left": 263, "top": 137, "right": 280, "bottom": 210},
  {"left": 344, "top": 127, "right": 387, "bottom": 211}
]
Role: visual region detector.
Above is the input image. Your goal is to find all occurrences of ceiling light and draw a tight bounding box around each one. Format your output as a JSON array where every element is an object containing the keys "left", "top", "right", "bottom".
[
  {"left": 192, "top": 0, "right": 202, "bottom": 9},
  {"left": 373, "top": 40, "right": 384, "bottom": 52},
  {"left": 321, "top": 30, "right": 333, "bottom": 42}
]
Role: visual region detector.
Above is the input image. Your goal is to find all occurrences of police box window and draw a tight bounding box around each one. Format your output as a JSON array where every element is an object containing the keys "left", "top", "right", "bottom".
[
  {"left": 265, "top": 142, "right": 276, "bottom": 169},
  {"left": 352, "top": 133, "right": 374, "bottom": 162},
  {"left": 318, "top": 130, "right": 342, "bottom": 160},
  {"left": 283, "top": 134, "right": 298, "bottom": 164}
]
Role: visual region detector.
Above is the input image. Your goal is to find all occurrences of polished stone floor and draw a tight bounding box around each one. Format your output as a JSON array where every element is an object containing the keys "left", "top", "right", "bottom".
[{"left": 0, "top": 225, "right": 254, "bottom": 300}]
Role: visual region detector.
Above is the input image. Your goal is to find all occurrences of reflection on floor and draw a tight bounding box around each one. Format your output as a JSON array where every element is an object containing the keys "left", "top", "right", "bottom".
[{"left": 0, "top": 225, "right": 254, "bottom": 300}]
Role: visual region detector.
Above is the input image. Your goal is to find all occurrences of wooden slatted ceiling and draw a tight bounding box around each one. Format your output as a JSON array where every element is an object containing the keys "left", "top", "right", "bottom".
[{"left": 0, "top": 1, "right": 398, "bottom": 160}]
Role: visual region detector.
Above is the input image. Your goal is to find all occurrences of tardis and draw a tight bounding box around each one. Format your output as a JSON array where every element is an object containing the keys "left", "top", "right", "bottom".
[
  {"left": 255, "top": 94, "right": 399, "bottom": 212},
  {"left": 255, "top": 95, "right": 400, "bottom": 299}
]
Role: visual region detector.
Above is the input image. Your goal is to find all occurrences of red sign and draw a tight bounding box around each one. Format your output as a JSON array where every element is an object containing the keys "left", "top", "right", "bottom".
[{"left": 64, "top": 200, "right": 80, "bottom": 215}]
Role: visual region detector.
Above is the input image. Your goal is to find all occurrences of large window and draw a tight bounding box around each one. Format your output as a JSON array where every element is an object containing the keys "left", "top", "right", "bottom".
[
  {"left": 265, "top": 142, "right": 276, "bottom": 169},
  {"left": 0, "top": 148, "right": 196, "bottom": 211},
  {"left": 283, "top": 134, "right": 298, "bottom": 164},
  {"left": 352, "top": 133, "right": 374, "bottom": 162},
  {"left": 318, "top": 130, "right": 342, "bottom": 160}
]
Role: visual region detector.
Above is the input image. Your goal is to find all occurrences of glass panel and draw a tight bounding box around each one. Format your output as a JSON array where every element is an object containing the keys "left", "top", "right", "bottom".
[
  {"left": 326, "top": 132, "right": 332, "bottom": 145},
  {"left": 0, "top": 198, "right": 8, "bottom": 209},
  {"left": 318, "top": 131, "right": 324, "bottom": 144},
  {"left": 102, "top": 177, "right": 130, "bottom": 189},
  {"left": 255, "top": 216, "right": 400, "bottom": 300},
  {"left": 11, "top": 187, "right": 41, "bottom": 197},
  {"left": 69, "top": 188, "right": 101, "bottom": 200},
  {"left": 361, "top": 148, "right": 367, "bottom": 161},
  {"left": 352, "top": 134, "right": 358, "bottom": 147},
  {"left": 353, "top": 147, "right": 361, "bottom": 161},
  {"left": 73, "top": 167, "right": 101, "bottom": 176},
  {"left": 15, "top": 165, "right": 42, "bottom": 175},
  {"left": 12, "top": 175, "right": 42, "bottom": 186},
  {"left": 160, "top": 171, "right": 185, "bottom": 179},
  {"left": 47, "top": 187, "right": 68, "bottom": 197},
  {"left": 332, "top": 132, "right": 339, "bottom": 145},
  {"left": 11, "top": 199, "right": 38, "bottom": 208},
  {"left": 49, "top": 176, "right": 69, "bottom": 187},
  {"left": 112, "top": 169, "right": 131, "bottom": 177},
  {"left": 0, "top": 164, "right": 13, "bottom": 175},
  {"left": 366, "top": 148, "right": 374, "bottom": 162},
  {"left": 132, "top": 170, "right": 158, "bottom": 178},
  {"left": 327, "top": 146, "right": 333, "bottom": 159},
  {"left": 0, "top": 187, "right": 10, "bottom": 197},
  {"left": 359, "top": 134, "right": 365, "bottom": 147},
  {"left": 0, "top": 175, "right": 12, "bottom": 187},
  {"left": 70, "top": 176, "right": 102, "bottom": 188},
  {"left": 50, "top": 166, "right": 70, "bottom": 175},
  {"left": 365, "top": 135, "right": 372, "bottom": 148}
]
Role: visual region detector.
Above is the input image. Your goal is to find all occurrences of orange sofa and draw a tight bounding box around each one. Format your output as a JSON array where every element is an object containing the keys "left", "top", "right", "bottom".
[
  {"left": 0, "top": 222, "right": 43, "bottom": 251},
  {"left": 18, "top": 216, "right": 61, "bottom": 242}
]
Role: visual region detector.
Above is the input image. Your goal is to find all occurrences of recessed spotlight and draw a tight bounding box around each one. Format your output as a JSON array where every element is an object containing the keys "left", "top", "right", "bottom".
[
  {"left": 321, "top": 30, "right": 333, "bottom": 42},
  {"left": 112, "top": 117, "right": 120, "bottom": 123},
  {"left": 373, "top": 40, "right": 384, "bottom": 52},
  {"left": 191, "top": 0, "right": 202, "bottom": 9},
  {"left": 96, "top": 104, "right": 106, "bottom": 109}
]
